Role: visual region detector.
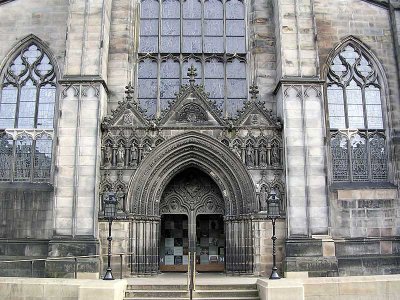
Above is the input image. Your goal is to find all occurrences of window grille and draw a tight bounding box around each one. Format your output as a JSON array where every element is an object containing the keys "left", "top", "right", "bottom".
[
  {"left": 327, "top": 43, "right": 388, "bottom": 182},
  {"left": 0, "top": 42, "right": 56, "bottom": 183},
  {"left": 137, "top": 0, "right": 247, "bottom": 118}
]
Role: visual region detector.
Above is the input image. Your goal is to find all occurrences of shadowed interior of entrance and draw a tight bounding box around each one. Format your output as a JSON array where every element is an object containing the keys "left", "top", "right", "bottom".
[{"left": 159, "top": 168, "right": 225, "bottom": 272}]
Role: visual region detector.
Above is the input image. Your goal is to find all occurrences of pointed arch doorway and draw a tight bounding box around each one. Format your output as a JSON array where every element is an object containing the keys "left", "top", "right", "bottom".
[
  {"left": 128, "top": 132, "right": 256, "bottom": 275},
  {"left": 159, "top": 168, "right": 225, "bottom": 272}
]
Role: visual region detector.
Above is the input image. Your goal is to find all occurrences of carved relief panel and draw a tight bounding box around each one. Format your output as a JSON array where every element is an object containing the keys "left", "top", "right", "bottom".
[{"left": 160, "top": 168, "right": 225, "bottom": 216}]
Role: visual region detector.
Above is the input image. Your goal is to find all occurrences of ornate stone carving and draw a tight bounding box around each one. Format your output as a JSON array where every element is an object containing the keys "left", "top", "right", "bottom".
[
  {"left": 160, "top": 168, "right": 224, "bottom": 215},
  {"left": 177, "top": 103, "right": 208, "bottom": 123}
]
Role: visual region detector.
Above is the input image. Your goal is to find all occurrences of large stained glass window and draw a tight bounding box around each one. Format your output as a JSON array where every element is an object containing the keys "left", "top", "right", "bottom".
[
  {"left": 0, "top": 41, "right": 56, "bottom": 183},
  {"left": 137, "top": 0, "right": 247, "bottom": 118},
  {"left": 326, "top": 43, "right": 387, "bottom": 182}
]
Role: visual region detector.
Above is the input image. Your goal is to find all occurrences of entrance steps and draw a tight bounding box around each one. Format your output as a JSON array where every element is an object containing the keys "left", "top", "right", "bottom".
[{"left": 124, "top": 284, "right": 260, "bottom": 300}]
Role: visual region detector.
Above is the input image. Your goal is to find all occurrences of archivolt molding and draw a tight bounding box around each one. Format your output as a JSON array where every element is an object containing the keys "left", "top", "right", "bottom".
[{"left": 127, "top": 131, "right": 257, "bottom": 216}]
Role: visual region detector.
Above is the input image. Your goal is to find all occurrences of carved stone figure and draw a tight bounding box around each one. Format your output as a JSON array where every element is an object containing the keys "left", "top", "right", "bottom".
[
  {"left": 142, "top": 143, "right": 152, "bottom": 158},
  {"left": 117, "top": 144, "right": 125, "bottom": 167},
  {"left": 259, "top": 144, "right": 267, "bottom": 166},
  {"left": 271, "top": 144, "right": 280, "bottom": 165},
  {"left": 259, "top": 186, "right": 268, "bottom": 211},
  {"left": 104, "top": 145, "right": 112, "bottom": 166},
  {"left": 130, "top": 143, "right": 138, "bottom": 167},
  {"left": 233, "top": 144, "right": 241, "bottom": 158},
  {"left": 116, "top": 186, "right": 125, "bottom": 211},
  {"left": 246, "top": 144, "right": 255, "bottom": 167}
]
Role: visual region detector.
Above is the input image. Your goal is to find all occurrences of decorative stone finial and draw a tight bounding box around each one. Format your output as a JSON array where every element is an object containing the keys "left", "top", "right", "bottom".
[
  {"left": 125, "top": 82, "right": 134, "bottom": 102},
  {"left": 187, "top": 65, "right": 197, "bottom": 84},
  {"left": 249, "top": 82, "right": 259, "bottom": 101}
]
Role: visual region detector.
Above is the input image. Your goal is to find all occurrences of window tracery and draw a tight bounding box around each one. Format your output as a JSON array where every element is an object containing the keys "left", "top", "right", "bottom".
[
  {"left": 137, "top": 0, "right": 247, "bottom": 118},
  {"left": 0, "top": 41, "right": 57, "bottom": 183},
  {"left": 327, "top": 42, "right": 388, "bottom": 182}
]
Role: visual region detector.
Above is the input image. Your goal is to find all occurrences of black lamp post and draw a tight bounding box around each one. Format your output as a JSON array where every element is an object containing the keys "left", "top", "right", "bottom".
[
  {"left": 103, "top": 192, "right": 117, "bottom": 280},
  {"left": 267, "top": 189, "right": 281, "bottom": 280}
]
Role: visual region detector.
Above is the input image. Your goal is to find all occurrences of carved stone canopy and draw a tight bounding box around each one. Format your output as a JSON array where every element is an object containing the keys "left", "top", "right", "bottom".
[
  {"left": 160, "top": 168, "right": 224, "bottom": 215},
  {"left": 127, "top": 131, "right": 257, "bottom": 216}
]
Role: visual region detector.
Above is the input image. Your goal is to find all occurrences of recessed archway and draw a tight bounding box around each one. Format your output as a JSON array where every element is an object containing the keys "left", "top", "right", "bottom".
[{"left": 127, "top": 131, "right": 257, "bottom": 216}]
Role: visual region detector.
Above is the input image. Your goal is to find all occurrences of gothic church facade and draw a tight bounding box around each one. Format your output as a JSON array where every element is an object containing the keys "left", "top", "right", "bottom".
[{"left": 0, "top": 0, "right": 400, "bottom": 277}]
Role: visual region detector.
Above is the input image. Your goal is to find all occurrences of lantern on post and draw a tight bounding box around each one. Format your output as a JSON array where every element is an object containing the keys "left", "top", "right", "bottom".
[
  {"left": 267, "top": 189, "right": 281, "bottom": 280},
  {"left": 103, "top": 192, "right": 117, "bottom": 280}
]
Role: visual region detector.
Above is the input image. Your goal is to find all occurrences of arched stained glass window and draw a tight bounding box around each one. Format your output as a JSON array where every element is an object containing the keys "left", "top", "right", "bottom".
[
  {"left": 137, "top": 0, "right": 248, "bottom": 118},
  {"left": 326, "top": 41, "right": 388, "bottom": 182},
  {"left": 0, "top": 40, "right": 57, "bottom": 183}
]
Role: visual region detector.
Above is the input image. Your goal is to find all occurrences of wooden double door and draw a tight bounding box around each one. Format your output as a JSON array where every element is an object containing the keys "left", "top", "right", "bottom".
[{"left": 159, "top": 214, "right": 225, "bottom": 272}]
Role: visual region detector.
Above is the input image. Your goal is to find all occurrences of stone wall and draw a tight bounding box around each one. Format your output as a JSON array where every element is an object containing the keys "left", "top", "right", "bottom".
[{"left": 0, "top": 0, "right": 68, "bottom": 73}]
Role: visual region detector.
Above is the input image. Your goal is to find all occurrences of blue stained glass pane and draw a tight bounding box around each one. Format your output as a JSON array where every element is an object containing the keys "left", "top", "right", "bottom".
[
  {"left": 226, "top": 0, "right": 245, "bottom": 19},
  {"left": 227, "top": 79, "right": 246, "bottom": 98},
  {"left": 204, "top": 20, "right": 223, "bottom": 36},
  {"left": 23, "top": 45, "right": 41, "bottom": 65},
  {"left": 160, "top": 78, "right": 180, "bottom": 98},
  {"left": 138, "top": 79, "right": 158, "bottom": 98},
  {"left": 162, "top": 0, "right": 180, "bottom": 18},
  {"left": 183, "top": 19, "right": 202, "bottom": 36},
  {"left": 140, "top": 36, "right": 159, "bottom": 52},
  {"left": 204, "top": 37, "right": 224, "bottom": 53},
  {"left": 226, "top": 20, "right": 245, "bottom": 36},
  {"left": 204, "top": 0, "right": 223, "bottom": 19},
  {"left": 10, "top": 55, "right": 26, "bottom": 77},
  {"left": 139, "top": 98, "right": 157, "bottom": 117},
  {"left": 160, "top": 36, "right": 180, "bottom": 53},
  {"left": 141, "top": 0, "right": 159, "bottom": 18},
  {"left": 39, "top": 85, "right": 56, "bottom": 103},
  {"left": 205, "top": 60, "right": 224, "bottom": 78},
  {"left": 183, "top": 0, "right": 201, "bottom": 18},
  {"left": 205, "top": 78, "right": 224, "bottom": 98},
  {"left": 162, "top": 19, "right": 180, "bottom": 35},
  {"left": 36, "top": 54, "right": 53, "bottom": 77},
  {"left": 226, "top": 98, "right": 245, "bottom": 117},
  {"left": 139, "top": 59, "right": 158, "bottom": 78},
  {"left": 161, "top": 60, "right": 180, "bottom": 78},
  {"left": 227, "top": 59, "right": 246, "bottom": 78},
  {"left": 141, "top": 19, "right": 159, "bottom": 36},
  {"left": 226, "top": 36, "right": 246, "bottom": 53},
  {"left": 183, "top": 37, "right": 202, "bottom": 53}
]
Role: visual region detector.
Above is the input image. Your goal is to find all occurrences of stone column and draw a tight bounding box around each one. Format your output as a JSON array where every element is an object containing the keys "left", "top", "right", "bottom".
[
  {"left": 274, "top": 0, "right": 334, "bottom": 275},
  {"left": 48, "top": 0, "right": 112, "bottom": 271}
]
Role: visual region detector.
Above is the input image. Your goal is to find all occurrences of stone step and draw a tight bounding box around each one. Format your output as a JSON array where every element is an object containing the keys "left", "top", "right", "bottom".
[
  {"left": 195, "top": 284, "right": 258, "bottom": 290},
  {"left": 124, "top": 284, "right": 260, "bottom": 300},
  {"left": 125, "top": 290, "right": 189, "bottom": 298},
  {"left": 126, "top": 284, "right": 187, "bottom": 290},
  {"left": 193, "top": 290, "right": 259, "bottom": 298}
]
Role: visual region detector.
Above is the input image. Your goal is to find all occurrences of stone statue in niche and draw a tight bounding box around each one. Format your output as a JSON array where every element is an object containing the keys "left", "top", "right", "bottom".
[
  {"left": 116, "top": 186, "right": 125, "bottom": 212},
  {"left": 259, "top": 186, "right": 268, "bottom": 212},
  {"left": 259, "top": 144, "right": 267, "bottom": 167},
  {"left": 117, "top": 144, "right": 125, "bottom": 167},
  {"left": 271, "top": 144, "right": 280, "bottom": 165},
  {"left": 142, "top": 143, "right": 152, "bottom": 158},
  {"left": 104, "top": 145, "right": 112, "bottom": 166},
  {"left": 130, "top": 143, "right": 138, "bottom": 167},
  {"left": 233, "top": 144, "right": 241, "bottom": 158},
  {"left": 246, "top": 144, "right": 255, "bottom": 167}
]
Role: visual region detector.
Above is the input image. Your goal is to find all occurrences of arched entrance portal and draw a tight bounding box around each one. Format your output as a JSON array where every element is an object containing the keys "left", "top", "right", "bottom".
[
  {"left": 128, "top": 132, "right": 256, "bottom": 275},
  {"left": 159, "top": 168, "right": 225, "bottom": 272}
]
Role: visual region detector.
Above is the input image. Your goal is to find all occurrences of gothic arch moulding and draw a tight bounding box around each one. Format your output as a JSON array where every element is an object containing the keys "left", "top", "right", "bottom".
[
  {"left": 0, "top": 34, "right": 61, "bottom": 79},
  {"left": 127, "top": 131, "right": 257, "bottom": 216}
]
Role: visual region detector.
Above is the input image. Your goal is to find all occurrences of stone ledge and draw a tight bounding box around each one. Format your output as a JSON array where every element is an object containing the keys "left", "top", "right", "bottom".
[
  {"left": 0, "top": 277, "right": 127, "bottom": 300},
  {"left": 257, "top": 274, "right": 400, "bottom": 300}
]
